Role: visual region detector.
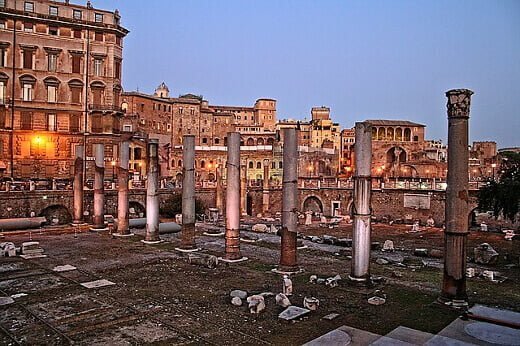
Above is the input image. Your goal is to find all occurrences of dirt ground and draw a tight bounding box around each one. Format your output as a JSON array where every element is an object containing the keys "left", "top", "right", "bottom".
[{"left": 0, "top": 220, "right": 518, "bottom": 345}]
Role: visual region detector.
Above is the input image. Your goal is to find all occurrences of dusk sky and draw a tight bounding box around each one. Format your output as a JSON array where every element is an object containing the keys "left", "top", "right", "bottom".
[{"left": 92, "top": 0, "right": 519, "bottom": 148}]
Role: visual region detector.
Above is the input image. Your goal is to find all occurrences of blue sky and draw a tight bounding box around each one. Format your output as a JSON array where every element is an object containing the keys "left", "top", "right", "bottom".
[{"left": 91, "top": 0, "right": 519, "bottom": 148}]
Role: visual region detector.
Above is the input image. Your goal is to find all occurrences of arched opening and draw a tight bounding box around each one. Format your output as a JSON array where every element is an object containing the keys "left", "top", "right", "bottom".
[
  {"left": 248, "top": 161, "right": 254, "bottom": 169},
  {"left": 267, "top": 137, "right": 274, "bottom": 145},
  {"left": 404, "top": 128, "right": 411, "bottom": 141},
  {"left": 257, "top": 138, "right": 264, "bottom": 145},
  {"left": 377, "top": 127, "right": 385, "bottom": 140},
  {"left": 256, "top": 161, "right": 262, "bottom": 169},
  {"left": 246, "top": 138, "right": 255, "bottom": 146},
  {"left": 386, "top": 147, "right": 407, "bottom": 164},
  {"left": 395, "top": 128, "right": 403, "bottom": 141},
  {"left": 200, "top": 160, "right": 205, "bottom": 169},
  {"left": 129, "top": 201, "right": 145, "bottom": 218},
  {"left": 303, "top": 196, "right": 324, "bottom": 214},
  {"left": 372, "top": 127, "right": 377, "bottom": 140},
  {"left": 176, "top": 173, "right": 183, "bottom": 185},
  {"left": 387, "top": 128, "right": 394, "bottom": 141},
  {"left": 208, "top": 173, "right": 215, "bottom": 182},
  {"left": 40, "top": 205, "right": 71, "bottom": 225}
]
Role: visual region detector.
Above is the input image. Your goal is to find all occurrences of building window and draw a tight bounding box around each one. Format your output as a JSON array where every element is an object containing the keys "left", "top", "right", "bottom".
[
  {"left": 49, "top": 6, "right": 58, "bottom": 16},
  {"left": 92, "top": 87, "right": 103, "bottom": 106},
  {"left": 116, "top": 36, "right": 121, "bottom": 46},
  {"left": 256, "top": 162, "right": 262, "bottom": 169},
  {"left": 0, "top": 20, "right": 5, "bottom": 29},
  {"left": 47, "top": 85, "right": 57, "bottom": 103},
  {"left": 0, "top": 47, "right": 6, "bottom": 67},
  {"left": 91, "top": 114, "right": 102, "bottom": 133},
  {"left": 24, "top": 1, "right": 34, "bottom": 12},
  {"left": 0, "top": 81, "right": 5, "bottom": 105},
  {"left": 70, "top": 114, "right": 80, "bottom": 132},
  {"left": 134, "top": 148, "right": 142, "bottom": 160},
  {"left": 95, "top": 13, "right": 103, "bottom": 23},
  {"left": 47, "top": 113, "right": 57, "bottom": 131},
  {"left": 93, "top": 58, "right": 103, "bottom": 76},
  {"left": 73, "top": 29, "right": 82, "bottom": 39},
  {"left": 123, "top": 124, "right": 132, "bottom": 132},
  {"left": 21, "top": 112, "right": 32, "bottom": 130},
  {"left": 73, "top": 9, "right": 82, "bottom": 20},
  {"left": 22, "top": 83, "right": 33, "bottom": 101},
  {"left": 49, "top": 26, "right": 58, "bottom": 35},
  {"left": 114, "top": 60, "right": 121, "bottom": 79},
  {"left": 248, "top": 161, "right": 253, "bottom": 169},
  {"left": 0, "top": 0, "right": 5, "bottom": 8},
  {"left": 178, "top": 107, "right": 183, "bottom": 115},
  {"left": 48, "top": 53, "right": 57, "bottom": 72},
  {"left": 72, "top": 55, "right": 81, "bottom": 73},
  {"left": 94, "top": 32, "right": 103, "bottom": 42},
  {"left": 71, "top": 87, "right": 82, "bottom": 104},
  {"left": 202, "top": 137, "right": 207, "bottom": 144},
  {"left": 24, "top": 22, "right": 33, "bottom": 33}
]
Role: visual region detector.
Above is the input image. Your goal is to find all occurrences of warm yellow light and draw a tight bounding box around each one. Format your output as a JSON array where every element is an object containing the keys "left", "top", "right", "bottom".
[
  {"left": 346, "top": 166, "right": 352, "bottom": 172},
  {"left": 381, "top": 165, "right": 385, "bottom": 170},
  {"left": 111, "top": 161, "right": 116, "bottom": 166},
  {"left": 307, "top": 165, "right": 313, "bottom": 171},
  {"left": 33, "top": 136, "right": 43, "bottom": 144},
  {"left": 491, "top": 163, "right": 497, "bottom": 168},
  {"left": 426, "top": 170, "right": 430, "bottom": 173}
]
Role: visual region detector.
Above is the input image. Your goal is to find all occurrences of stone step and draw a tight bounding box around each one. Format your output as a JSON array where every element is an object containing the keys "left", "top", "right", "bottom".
[
  {"left": 304, "top": 325, "right": 381, "bottom": 346},
  {"left": 382, "top": 326, "right": 435, "bottom": 345}
]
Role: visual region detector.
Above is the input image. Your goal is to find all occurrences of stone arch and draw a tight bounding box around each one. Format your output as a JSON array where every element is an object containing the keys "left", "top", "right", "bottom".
[
  {"left": 377, "top": 127, "right": 385, "bottom": 140},
  {"left": 129, "top": 201, "right": 145, "bottom": 218},
  {"left": 302, "top": 195, "right": 324, "bottom": 214},
  {"left": 267, "top": 137, "right": 274, "bottom": 145},
  {"left": 246, "top": 137, "right": 255, "bottom": 146},
  {"left": 386, "top": 147, "right": 407, "bottom": 164},
  {"left": 257, "top": 138, "right": 264, "bottom": 146},
  {"left": 401, "top": 164, "right": 418, "bottom": 177},
  {"left": 256, "top": 161, "right": 262, "bottom": 169},
  {"left": 39, "top": 205, "right": 72, "bottom": 225},
  {"left": 372, "top": 127, "right": 377, "bottom": 140}
]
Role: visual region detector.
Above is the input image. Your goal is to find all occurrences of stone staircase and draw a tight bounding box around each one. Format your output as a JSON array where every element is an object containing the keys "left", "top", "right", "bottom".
[{"left": 304, "top": 305, "right": 520, "bottom": 346}]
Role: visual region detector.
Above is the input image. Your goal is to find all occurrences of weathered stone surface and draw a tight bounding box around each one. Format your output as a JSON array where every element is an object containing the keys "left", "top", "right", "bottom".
[
  {"left": 252, "top": 224, "right": 268, "bottom": 232},
  {"left": 376, "top": 258, "right": 389, "bottom": 265},
  {"left": 275, "top": 293, "right": 291, "bottom": 308},
  {"left": 474, "top": 243, "right": 498, "bottom": 264},
  {"left": 230, "top": 290, "right": 248, "bottom": 299},
  {"left": 247, "top": 295, "right": 265, "bottom": 314},
  {"left": 302, "top": 328, "right": 351, "bottom": 346},
  {"left": 414, "top": 248, "right": 428, "bottom": 257},
  {"left": 322, "top": 313, "right": 340, "bottom": 321},
  {"left": 0, "top": 297, "right": 15, "bottom": 306},
  {"left": 278, "top": 306, "right": 310, "bottom": 320},
  {"left": 367, "top": 296, "right": 386, "bottom": 305},
  {"left": 464, "top": 322, "right": 520, "bottom": 345},
  {"left": 231, "top": 297, "right": 242, "bottom": 306},
  {"left": 80, "top": 279, "right": 115, "bottom": 289},
  {"left": 303, "top": 297, "right": 320, "bottom": 310},
  {"left": 382, "top": 240, "right": 394, "bottom": 252},
  {"left": 52, "top": 265, "right": 77, "bottom": 272}
]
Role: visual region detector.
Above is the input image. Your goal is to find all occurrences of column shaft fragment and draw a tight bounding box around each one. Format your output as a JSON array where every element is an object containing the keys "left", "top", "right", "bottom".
[
  {"left": 225, "top": 132, "right": 242, "bottom": 260},
  {"left": 181, "top": 135, "right": 196, "bottom": 248}
]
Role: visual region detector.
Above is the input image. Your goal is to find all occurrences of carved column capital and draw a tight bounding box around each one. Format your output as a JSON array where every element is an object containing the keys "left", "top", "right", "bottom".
[{"left": 446, "top": 89, "right": 474, "bottom": 119}]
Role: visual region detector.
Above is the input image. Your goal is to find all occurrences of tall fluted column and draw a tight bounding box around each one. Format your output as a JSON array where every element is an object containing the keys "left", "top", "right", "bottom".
[
  {"left": 144, "top": 139, "right": 161, "bottom": 242},
  {"left": 215, "top": 164, "right": 223, "bottom": 212},
  {"left": 181, "top": 135, "right": 196, "bottom": 249},
  {"left": 262, "top": 159, "right": 270, "bottom": 215},
  {"left": 225, "top": 132, "right": 242, "bottom": 260},
  {"left": 350, "top": 122, "right": 372, "bottom": 282},
  {"left": 279, "top": 128, "right": 298, "bottom": 269},
  {"left": 92, "top": 143, "right": 105, "bottom": 230},
  {"left": 440, "top": 89, "right": 473, "bottom": 306},
  {"left": 72, "top": 145, "right": 84, "bottom": 224},
  {"left": 240, "top": 158, "right": 247, "bottom": 216},
  {"left": 117, "top": 141, "right": 130, "bottom": 235}
]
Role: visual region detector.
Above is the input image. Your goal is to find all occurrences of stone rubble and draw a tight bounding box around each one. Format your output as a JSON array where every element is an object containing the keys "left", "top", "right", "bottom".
[
  {"left": 230, "top": 290, "right": 248, "bottom": 300},
  {"left": 0, "top": 242, "right": 16, "bottom": 257},
  {"left": 246, "top": 295, "right": 265, "bottom": 314},
  {"left": 275, "top": 293, "right": 291, "bottom": 308},
  {"left": 303, "top": 297, "right": 320, "bottom": 311},
  {"left": 382, "top": 240, "right": 394, "bottom": 252},
  {"left": 474, "top": 243, "right": 499, "bottom": 265},
  {"left": 231, "top": 297, "right": 243, "bottom": 306}
]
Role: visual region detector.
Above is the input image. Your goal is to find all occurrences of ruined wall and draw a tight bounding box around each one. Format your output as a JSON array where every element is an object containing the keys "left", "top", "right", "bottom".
[{"left": 0, "top": 187, "right": 478, "bottom": 227}]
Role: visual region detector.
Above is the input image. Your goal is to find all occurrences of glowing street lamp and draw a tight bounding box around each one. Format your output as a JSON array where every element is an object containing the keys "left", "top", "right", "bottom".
[{"left": 491, "top": 163, "right": 497, "bottom": 180}]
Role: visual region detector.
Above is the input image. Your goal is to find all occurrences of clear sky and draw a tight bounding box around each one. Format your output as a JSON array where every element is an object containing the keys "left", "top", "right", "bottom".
[{"left": 91, "top": 0, "right": 519, "bottom": 148}]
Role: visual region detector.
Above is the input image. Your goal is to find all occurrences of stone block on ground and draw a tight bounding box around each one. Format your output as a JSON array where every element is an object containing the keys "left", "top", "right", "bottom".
[
  {"left": 80, "top": 279, "right": 116, "bottom": 289},
  {"left": 474, "top": 243, "right": 499, "bottom": 264},
  {"left": 279, "top": 306, "right": 311, "bottom": 320},
  {"left": 230, "top": 290, "right": 248, "bottom": 300}
]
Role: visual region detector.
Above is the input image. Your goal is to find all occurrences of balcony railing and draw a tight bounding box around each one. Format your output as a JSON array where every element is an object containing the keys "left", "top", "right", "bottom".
[{"left": 89, "top": 104, "right": 123, "bottom": 112}]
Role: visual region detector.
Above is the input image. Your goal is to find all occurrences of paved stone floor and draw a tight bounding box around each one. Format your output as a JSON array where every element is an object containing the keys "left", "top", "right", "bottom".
[{"left": 0, "top": 225, "right": 518, "bottom": 345}]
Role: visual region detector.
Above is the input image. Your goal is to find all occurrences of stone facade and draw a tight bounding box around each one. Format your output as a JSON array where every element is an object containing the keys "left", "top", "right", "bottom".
[{"left": 0, "top": 0, "right": 128, "bottom": 180}]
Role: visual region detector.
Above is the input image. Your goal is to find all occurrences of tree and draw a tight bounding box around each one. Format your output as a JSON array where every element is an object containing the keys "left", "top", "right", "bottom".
[{"left": 478, "top": 152, "right": 520, "bottom": 223}]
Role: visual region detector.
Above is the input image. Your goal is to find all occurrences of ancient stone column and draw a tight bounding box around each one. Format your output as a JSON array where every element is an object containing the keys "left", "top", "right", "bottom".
[
  {"left": 144, "top": 139, "right": 160, "bottom": 242},
  {"left": 279, "top": 128, "right": 299, "bottom": 269},
  {"left": 215, "top": 163, "right": 223, "bottom": 212},
  {"left": 225, "top": 132, "right": 242, "bottom": 260},
  {"left": 72, "top": 145, "right": 84, "bottom": 224},
  {"left": 350, "top": 122, "right": 372, "bottom": 282},
  {"left": 262, "top": 159, "right": 270, "bottom": 215},
  {"left": 92, "top": 143, "right": 105, "bottom": 230},
  {"left": 440, "top": 89, "right": 473, "bottom": 306},
  {"left": 181, "top": 135, "right": 196, "bottom": 249},
  {"left": 117, "top": 141, "right": 130, "bottom": 235},
  {"left": 240, "top": 158, "right": 247, "bottom": 216}
]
